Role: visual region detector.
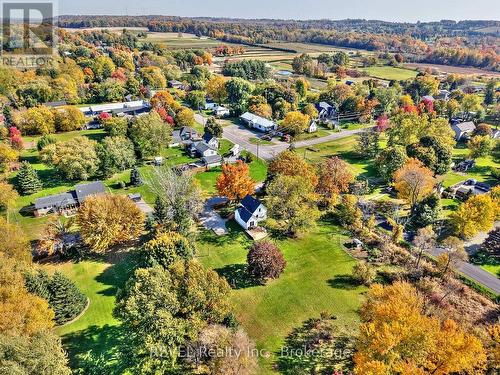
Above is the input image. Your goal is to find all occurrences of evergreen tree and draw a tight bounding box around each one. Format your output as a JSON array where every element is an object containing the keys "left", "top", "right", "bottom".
[
  {"left": 24, "top": 269, "right": 51, "bottom": 301},
  {"left": 26, "top": 270, "right": 87, "bottom": 325},
  {"left": 410, "top": 193, "right": 441, "bottom": 229},
  {"left": 153, "top": 196, "right": 168, "bottom": 225},
  {"left": 15, "top": 161, "right": 42, "bottom": 195},
  {"left": 130, "top": 165, "right": 143, "bottom": 186},
  {"left": 484, "top": 80, "right": 496, "bottom": 106},
  {"left": 47, "top": 272, "right": 87, "bottom": 324}
]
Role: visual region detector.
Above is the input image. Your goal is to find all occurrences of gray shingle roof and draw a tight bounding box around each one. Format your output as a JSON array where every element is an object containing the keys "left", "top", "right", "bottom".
[
  {"left": 237, "top": 207, "right": 253, "bottom": 223},
  {"left": 34, "top": 192, "right": 77, "bottom": 210},
  {"left": 202, "top": 155, "right": 222, "bottom": 165},
  {"left": 453, "top": 121, "right": 476, "bottom": 132},
  {"left": 74, "top": 181, "right": 106, "bottom": 203},
  {"left": 195, "top": 141, "right": 215, "bottom": 153}
]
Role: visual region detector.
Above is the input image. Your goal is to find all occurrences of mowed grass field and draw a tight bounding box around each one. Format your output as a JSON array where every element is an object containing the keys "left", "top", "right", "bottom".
[
  {"left": 47, "top": 220, "right": 364, "bottom": 374},
  {"left": 198, "top": 221, "right": 365, "bottom": 374},
  {"left": 362, "top": 66, "right": 418, "bottom": 81}
]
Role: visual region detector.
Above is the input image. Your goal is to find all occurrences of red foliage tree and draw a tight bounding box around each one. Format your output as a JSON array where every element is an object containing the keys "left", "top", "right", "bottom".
[
  {"left": 98, "top": 112, "right": 112, "bottom": 123},
  {"left": 247, "top": 241, "right": 286, "bottom": 282},
  {"left": 9, "top": 126, "right": 24, "bottom": 150},
  {"left": 376, "top": 114, "right": 390, "bottom": 132}
]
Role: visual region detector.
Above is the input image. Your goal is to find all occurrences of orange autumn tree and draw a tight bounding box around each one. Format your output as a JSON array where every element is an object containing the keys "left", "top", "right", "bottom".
[
  {"left": 317, "top": 156, "right": 354, "bottom": 205},
  {"left": 355, "top": 281, "right": 487, "bottom": 375},
  {"left": 393, "top": 158, "right": 435, "bottom": 207},
  {"left": 216, "top": 161, "right": 255, "bottom": 202}
]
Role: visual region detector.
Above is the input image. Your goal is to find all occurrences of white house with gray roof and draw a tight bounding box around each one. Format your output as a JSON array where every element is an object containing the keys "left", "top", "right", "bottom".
[
  {"left": 451, "top": 121, "right": 476, "bottom": 141},
  {"left": 240, "top": 112, "right": 277, "bottom": 132}
]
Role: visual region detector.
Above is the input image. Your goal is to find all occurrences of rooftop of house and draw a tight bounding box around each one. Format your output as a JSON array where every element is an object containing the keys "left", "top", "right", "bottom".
[
  {"left": 453, "top": 121, "right": 476, "bottom": 132},
  {"left": 79, "top": 100, "right": 148, "bottom": 114},
  {"left": 202, "top": 154, "right": 222, "bottom": 165},
  {"left": 43, "top": 101, "right": 67, "bottom": 108},
  {"left": 34, "top": 192, "right": 77, "bottom": 210},
  {"left": 317, "top": 101, "right": 333, "bottom": 110},
  {"left": 240, "top": 112, "right": 276, "bottom": 129},
  {"left": 241, "top": 195, "right": 262, "bottom": 215},
  {"left": 74, "top": 181, "right": 106, "bottom": 203},
  {"left": 202, "top": 132, "right": 217, "bottom": 143},
  {"left": 194, "top": 141, "right": 216, "bottom": 153},
  {"left": 34, "top": 181, "right": 105, "bottom": 210}
]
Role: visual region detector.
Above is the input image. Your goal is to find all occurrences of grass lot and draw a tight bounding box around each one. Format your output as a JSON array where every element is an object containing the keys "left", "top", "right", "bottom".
[
  {"left": 481, "top": 264, "right": 500, "bottom": 278},
  {"left": 299, "top": 135, "right": 377, "bottom": 179},
  {"left": 46, "top": 252, "right": 139, "bottom": 372},
  {"left": 250, "top": 137, "right": 275, "bottom": 146},
  {"left": 294, "top": 128, "right": 331, "bottom": 141},
  {"left": 198, "top": 221, "right": 365, "bottom": 374},
  {"left": 362, "top": 66, "right": 418, "bottom": 81},
  {"left": 47, "top": 219, "right": 364, "bottom": 374}
]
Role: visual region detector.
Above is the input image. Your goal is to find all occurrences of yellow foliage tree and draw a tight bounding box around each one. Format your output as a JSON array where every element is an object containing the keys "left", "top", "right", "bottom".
[
  {"left": 0, "top": 181, "right": 18, "bottom": 211},
  {"left": 0, "top": 254, "right": 54, "bottom": 336},
  {"left": 0, "top": 143, "right": 18, "bottom": 171},
  {"left": 268, "top": 150, "right": 318, "bottom": 189},
  {"left": 280, "top": 111, "right": 310, "bottom": 137},
  {"left": 206, "top": 75, "right": 227, "bottom": 104},
  {"left": 14, "top": 106, "right": 55, "bottom": 135},
  {"left": 0, "top": 217, "right": 31, "bottom": 263},
  {"left": 77, "top": 194, "right": 145, "bottom": 252},
  {"left": 355, "top": 281, "right": 487, "bottom": 375},
  {"left": 450, "top": 193, "right": 498, "bottom": 238},
  {"left": 393, "top": 158, "right": 435, "bottom": 206}
]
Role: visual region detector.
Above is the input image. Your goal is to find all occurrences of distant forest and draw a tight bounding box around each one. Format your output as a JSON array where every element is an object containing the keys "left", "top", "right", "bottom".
[{"left": 57, "top": 16, "right": 500, "bottom": 71}]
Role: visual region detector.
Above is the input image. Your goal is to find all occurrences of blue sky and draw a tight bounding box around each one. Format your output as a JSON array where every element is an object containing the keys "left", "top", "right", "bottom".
[{"left": 58, "top": 0, "right": 500, "bottom": 22}]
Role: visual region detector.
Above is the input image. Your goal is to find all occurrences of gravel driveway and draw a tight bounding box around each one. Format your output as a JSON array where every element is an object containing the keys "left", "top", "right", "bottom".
[{"left": 199, "top": 197, "right": 229, "bottom": 236}]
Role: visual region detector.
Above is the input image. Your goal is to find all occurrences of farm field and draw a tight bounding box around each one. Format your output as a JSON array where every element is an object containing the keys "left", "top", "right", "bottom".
[
  {"left": 139, "top": 32, "right": 224, "bottom": 49},
  {"left": 405, "top": 62, "right": 500, "bottom": 77},
  {"left": 263, "top": 41, "right": 373, "bottom": 56},
  {"left": 362, "top": 66, "right": 418, "bottom": 81}
]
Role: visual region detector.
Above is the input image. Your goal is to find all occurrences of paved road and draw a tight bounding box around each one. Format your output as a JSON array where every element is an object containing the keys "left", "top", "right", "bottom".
[
  {"left": 222, "top": 122, "right": 373, "bottom": 161},
  {"left": 427, "top": 246, "right": 500, "bottom": 294},
  {"left": 195, "top": 113, "right": 372, "bottom": 160}
]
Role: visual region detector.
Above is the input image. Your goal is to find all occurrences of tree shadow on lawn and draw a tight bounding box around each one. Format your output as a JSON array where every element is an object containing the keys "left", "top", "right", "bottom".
[
  {"left": 94, "top": 251, "right": 141, "bottom": 297},
  {"left": 274, "top": 316, "right": 355, "bottom": 375},
  {"left": 62, "top": 324, "right": 129, "bottom": 374},
  {"left": 214, "top": 263, "right": 262, "bottom": 289},
  {"left": 327, "top": 275, "right": 359, "bottom": 290},
  {"left": 197, "top": 220, "right": 247, "bottom": 248}
]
